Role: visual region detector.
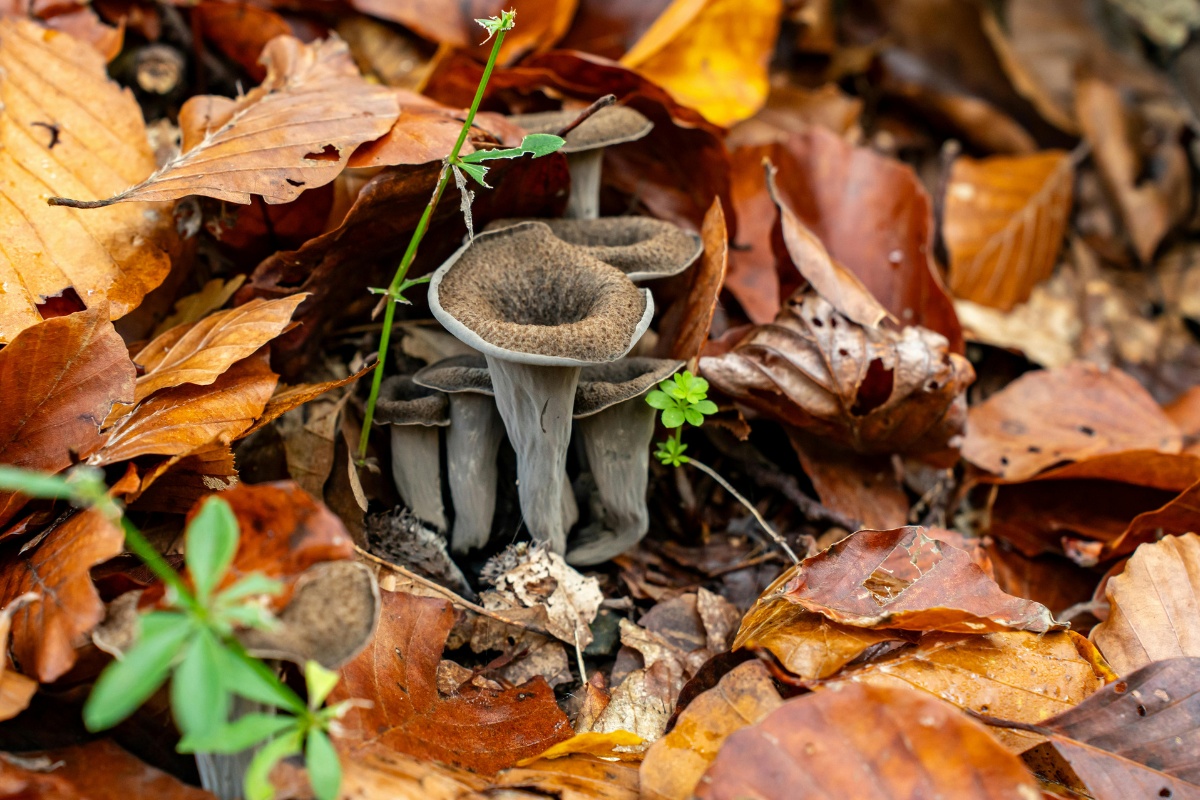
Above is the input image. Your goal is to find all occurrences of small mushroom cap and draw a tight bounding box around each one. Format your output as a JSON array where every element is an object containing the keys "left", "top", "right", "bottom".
[
  {"left": 510, "top": 105, "right": 653, "bottom": 153},
  {"left": 412, "top": 354, "right": 494, "bottom": 396},
  {"left": 374, "top": 375, "right": 449, "bottom": 427},
  {"left": 485, "top": 217, "right": 703, "bottom": 282},
  {"left": 429, "top": 222, "right": 654, "bottom": 367},
  {"left": 575, "top": 357, "right": 686, "bottom": 418}
]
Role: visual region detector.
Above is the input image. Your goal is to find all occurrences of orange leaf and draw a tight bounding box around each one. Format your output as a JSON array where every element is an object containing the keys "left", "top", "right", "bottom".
[
  {"left": 0, "top": 307, "right": 134, "bottom": 528},
  {"left": 0, "top": 739, "right": 216, "bottom": 799},
  {"left": 0, "top": 19, "right": 173, "bottom": 342},
  {"left": 945, "top": 150, "right": 1074, "bottom": 311},
  {"left": 656, "top": 197, "right": 729, "bottom": 363}
]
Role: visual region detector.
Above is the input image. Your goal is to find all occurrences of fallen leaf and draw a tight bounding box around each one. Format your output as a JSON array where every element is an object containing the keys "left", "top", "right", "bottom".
[
  {"left": 149, "top": 276, "right": 247, "bottom": 338},
  {"left": 640, "top": 659, "right": 782, "bottom": 800},
  {"left": 1109, "top": 0, "right": 1200, "bottom": 48},
  {"left": 0, "top": 308, "right": 134, "bottom": 527},
  {"left": 1091, "top": 533, "right": 1200, "bottom": 676},
  {"left": 92, "top": 353, "right": 278, "bottom": 465},
  {"left": 528, "top": 730, "right": 645, "bottom": 762},
  {"left": 490, "top": 755, "right": 641, "bottom": 799},
  {"left": 955, "top": 267, "right": 1084, "bottom": 369},
  {"left": 0, "top": 593, "right": 38, "bottom": 720},
  {"left": 331, "top": 589, "right": 573, "bottom": 774},
  {"left": 828, "top": 631, "right": 1113, "bottom": 750},
  {"left": 0, "top": 18, "right": 173, "bottom": 342},
  {"left": 336, "top": 15, "right": 437, "bottom": 91},
  {"left": 696, "top": 683, "right": 1042, "bottom": 799},
  {"left": 619, "top": 0, "right": 783, "bottom": 126},
  {"left": 53, "top": 35, "right": 399, "bottom": 207},
  {"left": 0, "top": 509, "right": 123, "bottom": 682},
  {"left": 789, "top": 431, "right": 909, "bottom": 531},
  {"left": 0, "top": 2, "right": 124, "bottom": 62},
  {"left": 656, "top": 197, "right": 728, "bottom": 362},
  {"left": 0, "top": 740, "right": 216, "bottom": 799},
  {"left": 1023, "top": 657, "right": 1200, "bottom": 797},
  {"left": 194, "top": 0, "right": 291, "bottom": 81},
  {"left": 123, "top": 295, "right": 305, "bottom": 410},
  {"left": 727, "top": 81, "right": 863, "bottom": 147},
  {"left": 699, "top": 288, "right": 973, "bottom": 458},
  {"left": 963, "top": 362, "right": 1181, "bottom": 481},
  {"left": 557, "top": 0, "right": 673, "bottom": 59},
  {"left": 481, "top": 543, "right": 604, "bottom": 648},
  {"left": 944, "top": 151, "right": 1074, "bottom": 311},
  {"left": 984, "top": 540, "right": 1101, "bottom": 620},
  {"left": 127, "top": 443, "right": 238, "bottom": 514},
  {"left": 239, "top": 364, "right": 372, "bottom": 439}
]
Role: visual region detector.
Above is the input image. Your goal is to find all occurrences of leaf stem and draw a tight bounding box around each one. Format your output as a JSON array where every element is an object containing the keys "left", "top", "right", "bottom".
[
  {"left": 687, "top": 458, "right": 800, "bottom": 564},
  {"left": 357, "top": 24, "right": 510, "bottom": 460},
  {"left": 120, "top": 518, "right": 202, "bottom": 611}
]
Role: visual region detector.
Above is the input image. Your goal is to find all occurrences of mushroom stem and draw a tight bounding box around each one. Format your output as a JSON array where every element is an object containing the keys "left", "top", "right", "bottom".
[
  {"left": 445, "top": 394, "right": 504, "bottom": 553},
  {"left": 565, "top": 149, "right": 603, "bottom": 220},
  {"left": 486, "top": 357, "right": 580, "bottom": 553},
  {"left": 567, "top": 399, "right": 656, "bottom": 565},
  {"left": 389, "top": 425, "right": 446, "bottom": 532}
]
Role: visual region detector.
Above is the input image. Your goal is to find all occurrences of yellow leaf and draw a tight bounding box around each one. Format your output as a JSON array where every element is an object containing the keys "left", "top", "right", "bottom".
[{"left": 520, "top": 730, "right": 645, "bottom": 764}]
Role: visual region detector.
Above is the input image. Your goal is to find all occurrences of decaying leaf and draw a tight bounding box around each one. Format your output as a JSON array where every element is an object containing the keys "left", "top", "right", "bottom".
[
  {"left": 331, "top": 589, "right": 573, "bottom": 774},
  {"left": 1091, "top": 533, "right": 1200, "bottom": 676},
  {"left": 0, "top": 509, "right": 123, "bottom": 682},
  {"left": 657, "top": 197, "right": 728, "bottom": 362},
  {"left": 700, "top": 289, "right": 973, "bottom": 457},
  {"left": 480, "top": 543, "right": 604, "bottom": 649},
  {"left": 944, "top": 150, "right": 1074, "bottom": 311},
  {"left": 0, "top": 740, "right": 216, "bottom": 799},
  {"left": 53, "top": 35, "right": 399, "bottom": 207},
  {"left": 762, "top": 527, "right": 1061, "bottom": 633},
  {"left": 0, "top": 593, "right": 38, "bottom": 720},
  {"left": 0, "top": 19, "right": 173, "bottom": 342},
  {"left": 963, "top": 362, "right": 1182, "bottom": 481},
  {"left": 696, "top": 683, "right": 1042, "bottom": 799},
  {"left": 149, "top": 276, "right": 247, "bottom": 338},
  {"left": 0, "top": 308, "right": 134, "bottom": 527},
  {"left": 640, "top": 659, "right": 782, "bottom": 800}
]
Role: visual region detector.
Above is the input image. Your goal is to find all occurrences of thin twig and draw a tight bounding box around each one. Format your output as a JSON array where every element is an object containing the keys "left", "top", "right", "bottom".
[
  {"left": 554, "top": 94, "right": 616, "bottom": 138},
  {"left": 739, "top": 460, "right": 860, "bottom": 531},
  {"left": 687, "top": 458, "right": 800, "bottom": 564},
  {"left": 355, "top": 546, "right": 546, "bottom": 634}
]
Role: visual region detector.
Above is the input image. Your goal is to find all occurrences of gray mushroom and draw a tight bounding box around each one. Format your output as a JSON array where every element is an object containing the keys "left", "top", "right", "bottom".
[
  {"left": 568, "top": 358, "right": 685, "bottom": 566},
  {"left": 509, "top": 105, "right": 653, "bottom": 219},
  {"left": 428, "top": 222, "right": 653, "bottom": 553},
  {"left": 484, "top": 216, "right": 703, "bottom": 282},
  {"left": 412, "top": 355, "right": 506, "bottom": 553},
  {"left": 374, "top": 375, "right": 449, "bottom": 532}
]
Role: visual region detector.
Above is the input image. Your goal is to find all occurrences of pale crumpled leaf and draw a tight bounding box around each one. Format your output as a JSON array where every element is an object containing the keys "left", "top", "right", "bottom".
[{"left": 480, "top": 543, "right": 603, "bottom": 648}]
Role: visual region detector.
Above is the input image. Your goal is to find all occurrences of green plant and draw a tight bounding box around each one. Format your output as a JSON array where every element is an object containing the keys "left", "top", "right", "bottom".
[
  {"left": 0, "top": 465, "right": 353, "bottom": 800},
  {"left": 645, "top": 374, "right": 799, "bottom": 564},
  {"left": 358, "top": 8, "right": 566, "bottom": 461}
]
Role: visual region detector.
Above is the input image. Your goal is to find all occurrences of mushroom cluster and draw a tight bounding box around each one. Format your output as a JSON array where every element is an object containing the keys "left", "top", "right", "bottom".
[{"left": 376, "top": 104, "right": 703, "bottom": 563}]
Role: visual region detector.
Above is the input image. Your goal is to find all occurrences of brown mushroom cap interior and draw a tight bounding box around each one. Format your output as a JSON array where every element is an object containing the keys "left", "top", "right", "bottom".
[
  {"left": 509, "top": 105, "right": 652, "bottom": 153},
  {"left": 575, "top": 357, "right": 686, "bottom": 418},
  {"left": 375, "top": 375, "right": 449, "bottom": 426},
  {"left": 485, "top": 216, "right": 702, "bottom": 280},
  {"left": 431, "top": 222, "right": 650, "bottom": 365},
  {"left": 413, "top": 354, "right": 494, "bottom": 396}
]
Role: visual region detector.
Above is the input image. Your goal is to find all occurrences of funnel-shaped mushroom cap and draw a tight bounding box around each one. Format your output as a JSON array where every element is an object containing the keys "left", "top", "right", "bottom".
[
  {"left": 413, "top": 354, "right": 494, "bottom": 396},
  {"left": 484, "top": 217, "right": 703, "bottom": 282},
  {"left": 575, "top": 358, "right": 687, "bottom": 418},
  {"left": 374, "top": 375, "right": 449, "bottom": 426},
  {"left": 429, "top": 222, "right": 654, "bottom": 367},
  {"left": 510, "top": 105, "right": 652, "bottom": 153}
]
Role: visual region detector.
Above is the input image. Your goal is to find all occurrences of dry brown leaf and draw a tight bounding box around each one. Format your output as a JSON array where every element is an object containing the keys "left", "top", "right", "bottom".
[
  {"left": 963, "top": 362, "right": 1181, "bottom": 481},
  {"left": 0, "top": 308, "right": 134, "bottom": 527},
  {"left": 0, "top": 593, "right": 38, "bottom": 720},
  {"left": 1091, "top": 533, "right": 1200, "bottom": 676},
  {"left": 123, "top": 295, "right": 305, "bottom": 410},
  {"left": 790, "top": 434, "right": 909, "bottom": 530},
  {"left": 828, "top": 631, "right": 1113, "bottom": 751},
  {"left": 639, "top": 660, "right": 782, "bottom": 800},
  {"left": 700, "top": 289, "right": 973, "bottom": 458},
  {"left": 696, "top": 683, "right": 1042, "bottom": 799},
  {"left": 656, "top": 197, "right": 728, "bottom": 362},
  {"left": 53, "top": 35, "right": 398, "bottom": 208},
  {"left": 93, "top": 353, "right": 277, "bottom": 466},
  {"left": 0, "top": 18, "right": 173, "bottom": 342},
  {"left": 945, "top": 150, "right": 1074, "bottom": 311},
  {"left": 240, "top": 364, "right": 371, "bottom": 439},
  {"left": 193, "top": 0, "right": 291, "bottom": 82},
  {"left": 127, "top": 444, "right": 238, "bottom": 514},
  {"left": 0, "top": 509, "right": 123, "bottom": 682},
  {"left": 149, "top": 275, "right": 247, "bottom": 338}
]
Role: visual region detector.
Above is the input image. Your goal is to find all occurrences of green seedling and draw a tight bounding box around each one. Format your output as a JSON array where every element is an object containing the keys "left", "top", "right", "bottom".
[
  {"left": 0, "top": 466, "right": 355, "bottom": 800},
  {"left": 358, "top": 8, "right": 566, "bottom": 461}
]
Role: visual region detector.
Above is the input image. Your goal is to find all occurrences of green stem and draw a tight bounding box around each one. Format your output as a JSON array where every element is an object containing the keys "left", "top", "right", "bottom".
[
  {"left": 120, "top": 518, "right": 202, "bottom": 612},
  {"left": 225, "top": 637, "right": 307, "bottom": 714},
  {"left": 357, "top": 24, "right": 510, "bottom": 461}
]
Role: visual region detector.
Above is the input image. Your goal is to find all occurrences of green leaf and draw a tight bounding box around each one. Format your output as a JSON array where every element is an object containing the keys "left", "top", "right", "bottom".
[
  {"left": 0, "top": 467, "right": 74, "bottom": 499},
  {"left": 179, "top": 713, "right": 297, "bottom": 754},
  {"left": 185, "top": 497, "right": 239, "bottom": 604},
  {"left": 661, "top": 407, "right": 686, "bottom": 428},
  {"left": 664, "top": 379, "right": 688, "bottom": 400},
  {"left": 220, "top": 647, "right": 306, "bottom": 713},
  {"left": 645, "top": 390, "right": 672, "bottom": 410},
  {"left": 683, "top": 408, "right": 704, "bottom": 427},
  {"left": 305, "top": 661, "right": 340, "bottom": 709},
  {"left": 243, "top": 731, "right": 302, "bottom": 800},
  {"left": 84, "top": 612, "right": 192, "bottom": 731},
  {"left": 217, "top": 603, "right": 278, "bottom": 631},
  {"left": 216, "top": 573, "right": 284, "bottom": 604},
  {"left": 455, "top": 161, "right": 490, "bottom": 187},
  {"left": 693, "top": 399, "right": 718, "bottom": 415},
  {"left": 475, "top": 8, "right": 516, "bottom": 42},
  {"left": 460, "top": 133, "right": 566, "bottom": 163},
  {"left": 171, "top": 628, "right": 228, "bottom": 738},
  {"left": 305, "top": 728, "right": 343, "bottom": 800}
]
